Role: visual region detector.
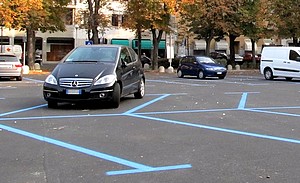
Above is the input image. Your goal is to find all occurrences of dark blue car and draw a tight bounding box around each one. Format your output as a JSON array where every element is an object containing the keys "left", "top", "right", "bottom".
[{"left": 177, "top": 56, "right": 227, "bottom": 79}]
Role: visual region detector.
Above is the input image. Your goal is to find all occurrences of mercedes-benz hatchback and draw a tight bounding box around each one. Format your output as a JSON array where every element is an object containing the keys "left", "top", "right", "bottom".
[
  {"left": 177, "top": 56, "right": 227, "bottom": 79},
  {"left": 43, "top": 45, "right": 145, "bottom": 108}
]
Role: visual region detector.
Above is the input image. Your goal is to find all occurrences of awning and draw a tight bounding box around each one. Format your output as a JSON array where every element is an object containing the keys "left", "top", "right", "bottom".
[
  {"left": 132, "top": 39, "right": 166, "bottom": 49},
  {"left": 194, "top": 40, "right": 206, "bottom": 50},
  {"left": 47, "top": 37, "right": 73, "bottom": 43},
  {"left": 244, "top": 39, "right": 257, "bottom": 51},
  {"left": 111, "top": 39, "right": 129, "bottom": 46},
  {"left": 215, "top": 40, "right": 228, "bottom": 51}
]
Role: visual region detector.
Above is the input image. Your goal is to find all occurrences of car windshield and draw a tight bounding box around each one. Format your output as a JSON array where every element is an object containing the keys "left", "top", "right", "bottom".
[
  {"left": 65, "top": 47, "right": 118, "bottom": 62},
  {"left": 196, "top": 57, "right": 215, "bottom": 64},
  {"left": 0, "top": 55, "right": 19, "bottom": 62}
]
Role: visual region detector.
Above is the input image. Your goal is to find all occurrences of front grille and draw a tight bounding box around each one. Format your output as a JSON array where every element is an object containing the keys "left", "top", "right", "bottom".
[{"left": 59, "top": 78, "right": 93, "bottom": 88}]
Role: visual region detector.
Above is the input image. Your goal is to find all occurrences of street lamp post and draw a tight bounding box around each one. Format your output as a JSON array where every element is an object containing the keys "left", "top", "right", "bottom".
[{"left": 0, "top": 25, "right": 3, "bottom": 53}]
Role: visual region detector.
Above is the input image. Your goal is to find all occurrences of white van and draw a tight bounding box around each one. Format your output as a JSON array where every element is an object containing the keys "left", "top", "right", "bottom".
[
  {"left": 260, "top": 47, "right": 300, "bottom": 80},
  {"left": 1, "top": 45, "right": 23, "bottom": 61}
]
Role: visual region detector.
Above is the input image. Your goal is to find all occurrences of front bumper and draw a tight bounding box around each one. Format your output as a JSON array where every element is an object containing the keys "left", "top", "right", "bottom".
[
  {"left": 205, "top": 70, "right": 227, "bottom": 77},
  {"left": 43, "top": 83, "right": 114, "bottom": 103}
]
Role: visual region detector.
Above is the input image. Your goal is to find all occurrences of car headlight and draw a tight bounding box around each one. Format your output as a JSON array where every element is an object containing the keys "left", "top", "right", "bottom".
[
  {"left": 94, "top": 74, "right": 116, "bottom": 85},
  {"left": 45, "top": 74, "right": 57, "bottom": 85}
]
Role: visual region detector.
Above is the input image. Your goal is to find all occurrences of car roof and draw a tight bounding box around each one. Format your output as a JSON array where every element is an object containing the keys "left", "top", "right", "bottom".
[{"left": 77, "top": 44, "right": 126, "bottom": 48}]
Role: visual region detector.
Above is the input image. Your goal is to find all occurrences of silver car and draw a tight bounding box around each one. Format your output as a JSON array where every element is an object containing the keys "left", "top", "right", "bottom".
[{"left": 0, "top": 53, "right": 23, "bottom": 81}]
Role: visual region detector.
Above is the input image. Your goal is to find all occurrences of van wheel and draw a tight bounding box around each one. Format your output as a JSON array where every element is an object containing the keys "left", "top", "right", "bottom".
[
  {"left": 264, "top": 68, "right": 273, "bottom": 80},
  {"left": 286, "top": 77, "right": 293, "bottom": 81},
  {"left": 177, "top": 70, "right": 184, "bottom": 78},
  {"left": 111, "top": 83, "right": 120, "bottom": 108},
  {"left": 134, "top": 79, "right": 145, "bottom": 99},
  {"left": 198, "top": 70, "right": 205, "bottom": 79}
]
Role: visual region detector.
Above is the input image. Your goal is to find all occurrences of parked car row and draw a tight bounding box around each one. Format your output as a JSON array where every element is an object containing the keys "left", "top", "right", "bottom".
[{"left": 209, "top": 51, "right": 261, "bottom": 65}]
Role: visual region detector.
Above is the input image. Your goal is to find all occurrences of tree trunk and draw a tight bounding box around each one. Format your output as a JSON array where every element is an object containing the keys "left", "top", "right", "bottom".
[
  {"left": 137, "top": 28, "right": 142, "bottom": 60},
  {"left": 151, "top": 29, "right": 163, "bottom": 70},
  {"left": 228, "top": 34, "right": 237, "bottom": 66},
  {"left": 26, "top": 28, "right": 36, "bottom": 69},
  {"left": 251, "top": 38, "right": 256, "bottom": 67}
]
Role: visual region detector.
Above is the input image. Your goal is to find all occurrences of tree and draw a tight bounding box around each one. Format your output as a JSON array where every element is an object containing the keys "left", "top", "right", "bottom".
[
  {"left": 0, "top": 0, "right": 70, "bottom": 68},
  {"left": 124, "top": 0, "right": 177, "bottom": 70},
  {"left": 180, "top": 0, "right": 228, "bottom": 56},
  {"left": 239, "top": 0, "right": 271, "bottom": 67},
  {"left": 272, "top": 0, "right": 300, "bottom": 46},
  {"left": 123, "top": 0, "right": 151, "bottom": 62},
  {"left": 85, "top": 0, "right": 110, "bottom": 44}
]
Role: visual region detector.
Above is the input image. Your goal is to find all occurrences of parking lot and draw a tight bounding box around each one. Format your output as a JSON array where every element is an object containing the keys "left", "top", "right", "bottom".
[{"left": 1, "top": 71, "right": 300, "bottom": 183}]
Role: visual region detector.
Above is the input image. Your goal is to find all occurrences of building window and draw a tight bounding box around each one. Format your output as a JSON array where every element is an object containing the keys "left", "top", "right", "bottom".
[{"left": 111, "top": 14, "right": 125, "bottom": 27}]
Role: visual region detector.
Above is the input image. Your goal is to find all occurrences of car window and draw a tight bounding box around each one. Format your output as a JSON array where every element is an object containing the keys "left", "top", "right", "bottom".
[
  {"left": 128, "top": 47, "right": 137, "bottom": 62},
  {"left": 289, "top": 50, "right": 300, "bottom": 61},
  {"left": 65, "top": 47, "right": 118, "bottom": 62},
  {"left": 0, "top": 55, "right": 19, "bottom": 62},
  {"left": 196, "top": 57, "right": 215, "bottom": 63},
  {"left": 120, "top": 47, "right": 132, "bottom": 64}
]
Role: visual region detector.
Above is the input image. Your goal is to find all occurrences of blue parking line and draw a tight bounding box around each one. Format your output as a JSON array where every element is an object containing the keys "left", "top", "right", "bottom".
[
  {"left": 0, "top": 104, "right": 47, "bottom": 117},
  {"left": 0, "top": 124, "right": 191, "bottom": 175},
  {"left": 23, "top": 77, "right": 45, "bottom": 83},
  {"left": 123, "top": 94, "right": 171, "bottom": 114},
  {"left": 128, "top": 113, "right": 300, "bottom": 145},
  {"left": 238, "top": 93, "right": 248, "bottom": 109}
]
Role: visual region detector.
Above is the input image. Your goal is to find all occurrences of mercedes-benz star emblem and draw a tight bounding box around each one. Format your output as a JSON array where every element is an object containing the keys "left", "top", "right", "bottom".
[{"left": 71, "top": 80, "right": 78, "bottom": 87}]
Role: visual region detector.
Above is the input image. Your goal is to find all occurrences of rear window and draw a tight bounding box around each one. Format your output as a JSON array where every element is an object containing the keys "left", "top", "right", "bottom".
[{"left": 0, "top": 55, "right": 19, "bottom": 62}]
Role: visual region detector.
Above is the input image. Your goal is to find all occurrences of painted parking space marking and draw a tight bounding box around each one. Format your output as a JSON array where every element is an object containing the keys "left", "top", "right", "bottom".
[
  {"left": 1, "top": 89, "right": 300, "bottom": 176},
  {"left": 0, "top": 95, "right": 192, "bottom": 176}
]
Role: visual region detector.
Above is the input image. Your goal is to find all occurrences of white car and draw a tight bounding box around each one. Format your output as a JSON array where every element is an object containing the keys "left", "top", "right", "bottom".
[{"left": 0, "top": 53, "right": 23, "bottom": 81}]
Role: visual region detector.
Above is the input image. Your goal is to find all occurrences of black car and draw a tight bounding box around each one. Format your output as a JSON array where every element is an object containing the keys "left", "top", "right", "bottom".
[
  {"left": 43, "top": 45, "right": 145, "bottom": 108},
  {"left": 177, "top": 56, "right": 227, "bottom": 79}
]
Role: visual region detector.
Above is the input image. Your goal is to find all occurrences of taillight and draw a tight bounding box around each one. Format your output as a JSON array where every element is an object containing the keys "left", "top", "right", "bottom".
[{"left": 15, "top": 64, "right": 23, "bottom": 67}]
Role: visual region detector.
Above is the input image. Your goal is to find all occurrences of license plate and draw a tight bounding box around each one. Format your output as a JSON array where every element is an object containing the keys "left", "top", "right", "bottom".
[
  {"left": 217, "top": 72, "right": 222, "bottom": 74},
  {"left": 66, "top": 89, "right": 81, "bottom": 95}
]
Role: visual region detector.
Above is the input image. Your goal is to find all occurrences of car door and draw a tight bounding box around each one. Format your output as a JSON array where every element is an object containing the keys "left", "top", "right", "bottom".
[
  {"left": 181, "top": 56, "right": 195, "bottom": 75},
  {"left": 119, "top": 47, "right": 135, "bottom": 95},
  {"left": 286, "top": 50, "right": 300, "bottom": 77}
]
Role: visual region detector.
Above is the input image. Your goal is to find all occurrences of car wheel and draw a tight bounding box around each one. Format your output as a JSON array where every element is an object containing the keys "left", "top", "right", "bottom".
[
  {"left": 177, "top": 70, "right": 184, "bottom": 78},
  {"left": 198, "top": 70, "right": 205, "bottom": 79},
  {"left": 16, "top": 76, "right": 22, "bottom": 81},
  {"left": 48, "top": 101, "right": 58, "bottom": 108},
  {"left": 111, "top": 83, "right": 120, "bottom": 108},
  {"left": 219, "top": 76, "right": 225, "bottom": 79},
  {"left": 264, "top": 68, "right": 273, "bottom": 80},
  {"left": 286, "top": 77, "right": 293, "bottom": 81},
  {"left": 134, "top": 79, "right": 145, "bottom": 99}
]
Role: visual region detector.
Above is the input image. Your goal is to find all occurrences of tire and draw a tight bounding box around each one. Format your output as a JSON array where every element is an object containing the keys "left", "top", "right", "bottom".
[
  {"left": 16, "top": 76, "right": 22, "bottom": 81},
  {"left": 111, "top": 83, "right": 120, "bottom": 108},
  {"left": 219, "top": 76, "right": 225, "bottom": 79},
  {"left": 177, "top": 70, "right": 184, "bottom": 78},
  {"left": 264, "top": 68, "right": 273, "bottom": 80},
  {"left": 286, "top": 77, "right": 293, "bottom": 81},
  {"left": 197, "top": 70, "right": 205, "bottom": 79},
  {"left": 48, "top": 101, "right": 58, "bottom": 108},
  {"left": 134, "top": 79, "right": 145, "bottom": 99}
]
